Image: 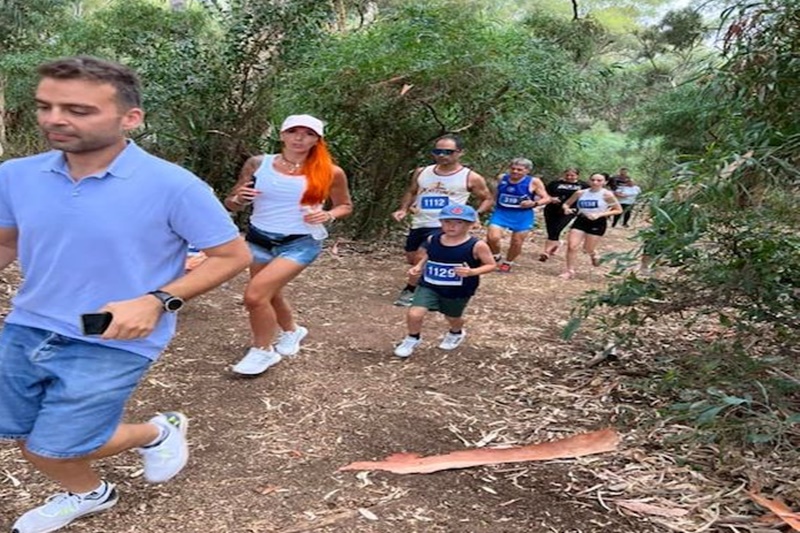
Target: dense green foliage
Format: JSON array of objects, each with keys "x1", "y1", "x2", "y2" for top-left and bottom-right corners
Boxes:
[
  {"x1": 569, "y1": 0, "x2": 800, "y2": 445},
  {"x1": 0, "y1": 0, "x2": 795, "y2": 446},
  {"x1": 275, "y1": 2, "x2": 585, "y2": 235}
]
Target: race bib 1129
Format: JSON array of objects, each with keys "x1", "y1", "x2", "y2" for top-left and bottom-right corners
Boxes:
[{"x1": 423, "y1": 260, "x2": 463, "y2": 286}]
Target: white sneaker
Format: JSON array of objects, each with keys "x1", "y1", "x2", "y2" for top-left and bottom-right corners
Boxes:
[
  {"x1": 232, "y1": 347, "x2": 281, "y2": 375},
  {"x1": 439, "y1": 331, "x2": 466, "y2": 350},
  {"x1": 12, "y1": 483, "x2": 118, "y2": 533},
  {"x1": 138, "y1": 412, "x2": 189, "y2": 484},
  {"x1": 275, "y1": 326, "x2": 308, "y2": 357},
  {"x1": 393, "y1": 336, "x2": 421, "y2": 358}
]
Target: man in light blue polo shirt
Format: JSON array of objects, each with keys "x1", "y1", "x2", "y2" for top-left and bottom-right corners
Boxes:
[{"x1": 0, "y1": 56, "x2": 251, "y2": 533}]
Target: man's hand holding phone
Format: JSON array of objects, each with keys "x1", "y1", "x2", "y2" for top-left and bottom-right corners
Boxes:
[
  {"x1": 84, "y1": 295, "x2": 165, "y2": 340},
  {"x1": 81, "y1": 312, "x2": 113, "y2": 336}
]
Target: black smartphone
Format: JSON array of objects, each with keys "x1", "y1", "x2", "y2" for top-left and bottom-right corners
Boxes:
[{"x1": 81, "y1": 312, "x2": 113, "y2": 336}]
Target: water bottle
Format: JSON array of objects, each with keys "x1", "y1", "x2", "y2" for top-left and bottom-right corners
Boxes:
[{"x1": 301, "y1": 206, "x2": 329, "y2": 240}]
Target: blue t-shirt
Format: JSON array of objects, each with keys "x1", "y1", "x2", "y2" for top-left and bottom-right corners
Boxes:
[{"x1": 0, "y1": 141, "x2": 240, "y2": 360}]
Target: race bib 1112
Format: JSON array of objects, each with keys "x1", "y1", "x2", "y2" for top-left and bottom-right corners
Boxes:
[{"x1": 420, "y1": 196, "x2": 449, "y2": 210}]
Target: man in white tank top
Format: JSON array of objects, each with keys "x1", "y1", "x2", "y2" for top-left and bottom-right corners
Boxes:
[{"x1": 391, "y1": 134, "x2": 493, "y2": 306}]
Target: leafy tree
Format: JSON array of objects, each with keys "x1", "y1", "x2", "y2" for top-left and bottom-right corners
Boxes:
[
  {"x1": 275, "y1": 0, "x2": 586, "y2": 236},
  {"x1": 1, "y1": 0, "x2": 337, "y2": 193},
  {"x1": 0, "y1": 0, "x2": 71, "y2": 156},
  {"x1": 567, "y1": 0, "x2": 800, "y2": 442}
]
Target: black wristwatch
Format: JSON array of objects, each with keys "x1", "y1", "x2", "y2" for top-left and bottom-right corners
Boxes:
[{"x1": 148, "y1": 290, "x2": 185, "y2": 312}]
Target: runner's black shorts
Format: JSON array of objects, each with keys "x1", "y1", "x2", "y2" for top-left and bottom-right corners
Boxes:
[
  {"x1": 571, "y1": 215, "x2": 608, "y2": 237},
  {"x1": 404, "y1": 227, "x2": 439, "y2": 252}
]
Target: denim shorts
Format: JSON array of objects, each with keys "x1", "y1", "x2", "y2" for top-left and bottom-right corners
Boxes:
[
  {"x1": 0, "y1": 323, "x2": 152, "y2": 458},
  {"x1": 247, "y1": 229, "x2": 323, "y2": 266}
]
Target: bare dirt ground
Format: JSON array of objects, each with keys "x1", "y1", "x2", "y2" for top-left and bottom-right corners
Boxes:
[{"x1": 0, "y1": 224, "x2": 786, "y2": 532}]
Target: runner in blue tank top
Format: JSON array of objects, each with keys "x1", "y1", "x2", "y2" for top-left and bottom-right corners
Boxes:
[
  {"x1": 393, "y1": 204, "x2": 496, "y2": 358},
  {"x1": 486, "y1": 158, "x2": 550, "y2": 273}
]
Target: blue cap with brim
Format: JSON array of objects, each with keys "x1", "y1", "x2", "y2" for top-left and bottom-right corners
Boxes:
[{"x1": 438, "y1": 203, "x2": 477, "y2": 222}]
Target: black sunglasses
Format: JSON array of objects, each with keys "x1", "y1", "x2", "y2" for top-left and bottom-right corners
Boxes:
[{"x1": 431, "y1": 148, "x2": 457, "y2": 156}]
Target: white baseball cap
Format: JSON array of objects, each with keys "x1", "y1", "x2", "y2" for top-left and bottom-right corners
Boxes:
[{"x1": 280, "y1": 114, "x2": 324, "y2": 137}]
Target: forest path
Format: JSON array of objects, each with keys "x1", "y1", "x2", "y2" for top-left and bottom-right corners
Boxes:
[{"x1": 1, "y1": 224, "x2": 669, "y2": 532}]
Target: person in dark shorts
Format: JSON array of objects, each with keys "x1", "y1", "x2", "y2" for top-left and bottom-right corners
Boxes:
[
  {"x1": 559, "y1": 173, "x2": 622, "y2": 279},
  {"x1": 390, "y1": 135, "x2": 492, "y2": 306},
  {"x1": 393, "y1": 204, "x2": 496, "y2": 358},
  {"x1": 539, "y1": 167, "x2": 588, "y2": 262},
  {"x1": 612, "y1": 174, "x2": 642, "y2": 228}
]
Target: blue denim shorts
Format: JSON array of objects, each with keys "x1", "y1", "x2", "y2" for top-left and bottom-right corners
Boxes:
[
  {"x1": 0, "y1": 323, "x2": 152, "y2": 458},
  {"x1": 246, "y1": 228, "x2": 323, "y2": 266}
]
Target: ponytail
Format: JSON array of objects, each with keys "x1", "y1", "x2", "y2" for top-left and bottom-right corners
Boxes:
[{"x1": 300, "y1": 138, "x2": 335, "y2": 205}]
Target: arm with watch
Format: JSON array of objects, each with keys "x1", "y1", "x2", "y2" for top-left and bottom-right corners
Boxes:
[{"x1": 97, "y1": 237, "x2": 251, "y2": 340}]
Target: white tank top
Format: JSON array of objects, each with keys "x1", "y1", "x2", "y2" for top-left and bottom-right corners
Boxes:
[
  {"x1": 249, "y1": 155, "x2": 319, "y2": 235},
  {"x1": 411, "y1": 165, "x2": 471, "y2": 229},
  {"x1": 576, "y1": 188, "x2": 610, "y2": 216}
]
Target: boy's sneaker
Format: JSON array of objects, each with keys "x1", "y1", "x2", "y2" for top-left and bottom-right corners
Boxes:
[
  {"x1": 232, "y1": 347, "x2": 281, "y2": 375},
  {"x1": 139, "y1": 412, "x2": 189, "y2": 484},
  {"x1": 439, "y1": 331, "x2": 466, "y2": 350},
  {"x1": 393, "y1": 289, "x2": 414, "y2": 307},
  {"x1": 12, "y1": 483, "x2": 118, "y2": 533},
  {"x1": 393, "y1": 336, "x2": 421, "y2": 358},
  {"x1": 275, "y1": 326, "x2": 308, "y2": 357},
  {"x1": 498, "y1": 262, "x2": 512, "y2": 273}
]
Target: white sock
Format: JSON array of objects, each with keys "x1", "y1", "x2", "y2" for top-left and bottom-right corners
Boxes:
[
  {"x1": 76, "y1": 480, "x2": 107, "y2": 499},
  {"x1": 144, "y1": 424, "x2": 169, "y2": 448}
]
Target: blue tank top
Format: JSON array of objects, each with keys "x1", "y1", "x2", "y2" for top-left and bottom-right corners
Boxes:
[
  {"x1": 495, "y1": 174, "x2": 532, "y2": 209},
  {"x1": 420, "y1": 233, "x2": 482, "y2": 298}
]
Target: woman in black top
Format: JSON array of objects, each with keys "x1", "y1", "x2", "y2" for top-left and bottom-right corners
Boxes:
[{"x1": 539, "y1": 168, "x2": 588, "y2": 261}]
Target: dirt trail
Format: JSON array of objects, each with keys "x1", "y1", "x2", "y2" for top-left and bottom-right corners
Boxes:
[{"x1": 1, "y1": 226, "x2": 663, "y2": 532}]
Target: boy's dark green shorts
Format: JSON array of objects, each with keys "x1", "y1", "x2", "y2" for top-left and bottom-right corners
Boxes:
[{"x1": 411, "y1": 285, "x2": 472, "y2": 318}]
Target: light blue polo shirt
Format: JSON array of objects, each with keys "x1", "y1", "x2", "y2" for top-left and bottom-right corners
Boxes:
[{"x1": 0, "y1": 141, "x2": 240, "y2": 360}]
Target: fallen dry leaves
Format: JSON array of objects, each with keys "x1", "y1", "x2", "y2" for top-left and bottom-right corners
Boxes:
[{"x1": 748, "y1": 491, "x2": 800, "y2": 531}]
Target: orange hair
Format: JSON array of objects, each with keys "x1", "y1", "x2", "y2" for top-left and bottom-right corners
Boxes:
[{"x1": 300, "y1": 138, "x2": 335, "y2": 205}]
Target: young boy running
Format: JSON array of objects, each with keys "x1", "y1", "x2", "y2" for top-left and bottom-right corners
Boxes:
[{"x1": 394, "y1": 204, "x2": 496, "y2": 358}]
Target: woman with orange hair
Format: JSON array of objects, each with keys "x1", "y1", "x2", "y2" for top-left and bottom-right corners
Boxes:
[{"x1": 224, "y1": 115, "x2": 352, "y2": 376}]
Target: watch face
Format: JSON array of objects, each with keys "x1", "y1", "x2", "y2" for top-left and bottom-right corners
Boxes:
[{"x1": 165, "y1": 297, "x2": 184, "y2": 312}]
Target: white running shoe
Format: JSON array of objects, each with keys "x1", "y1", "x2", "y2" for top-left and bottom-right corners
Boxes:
[
  {"x1": 393, "y1": 336, "x2": 421, "y2": 358},
  {"x1": 439, "y1": 331, "x2": 466, "y2": 350},
  {"x1": 393, "y1": 289, "x2": 415, "y2": 307},
  {"x1": 275, "y1": 326, "x2": 308, "y2": 357},
  {"x1": 138, "y1": 412, "x2": 189, "y2": 484},
  {"x1": 12, "y1": 483, "x2": 118, "y2": 533},
  {"x1": 232, "y1": 347, "x2": 281, "y2": 375}
]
